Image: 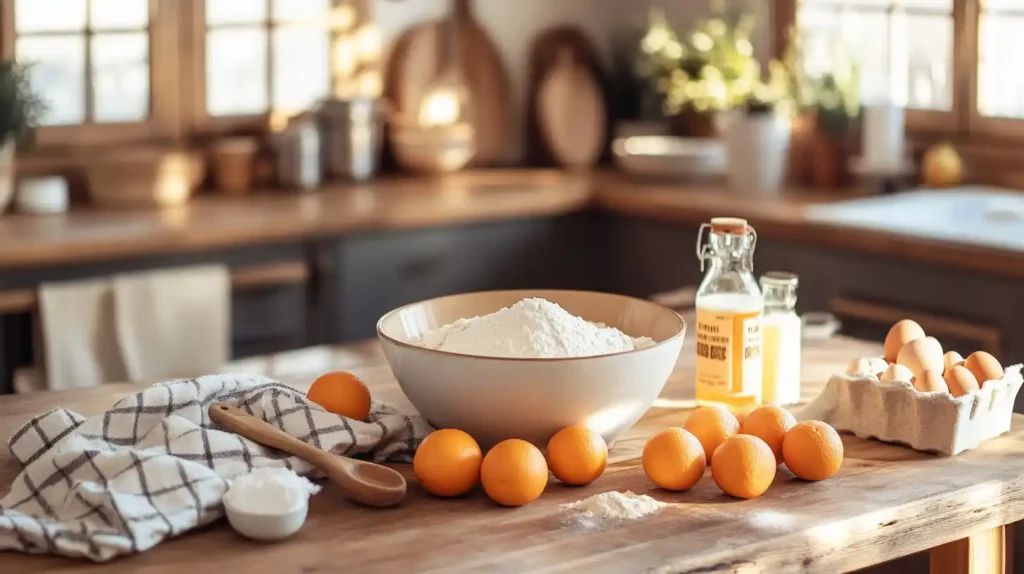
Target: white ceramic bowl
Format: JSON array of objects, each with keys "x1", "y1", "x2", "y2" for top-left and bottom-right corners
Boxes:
[
  {"x1": 377, "y1": 290, "x2": 686, "y2": 448},
  {"x1": 223, "y1": 496, "x2": 308, "y2": 542}
]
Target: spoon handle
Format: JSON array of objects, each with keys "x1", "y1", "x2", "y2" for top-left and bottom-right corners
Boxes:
[{"x1": 209, "y1": 403, "x2": 332, "y2": 466}]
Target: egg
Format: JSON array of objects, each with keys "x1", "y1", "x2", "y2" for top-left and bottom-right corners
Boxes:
[
  {"x1": 942, "y1": 351, "x2": 964, "y2": 373},
  {"x1": 879, "y1": 363, "x2": 915, "y2": 384},
  {"x1": 963, "y1": 351, "x2": 1004, "y2": 385},
  {"x1": 884, "y1": 320, "x2": 926, "y2": 363},
  {"x1": 896, "y1": 336, "x2": 943, "y2": 378},
  {"x1": 845, "y1": 357, "x2": 876, "y2": 376},
  {"x1": 866, "y1": 357, "x2": 888, "y2": 376},
  {"x1": 913, "y1": 370, "x2": 948, "y2": 394},
  {"x1": 943, "y1": 365, "x2": 979, "y2": 398}
]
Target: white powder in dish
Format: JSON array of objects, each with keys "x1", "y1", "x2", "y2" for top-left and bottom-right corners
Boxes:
[
  {"x1": 224, "y1": 467, "x2": 321, "y2": 515},
  {"x1": 560, "y1": 491, "x2": 667, "y2": 527},
  {"x1": 413, "y1": 297, "x2": 656, "y2": 359}
]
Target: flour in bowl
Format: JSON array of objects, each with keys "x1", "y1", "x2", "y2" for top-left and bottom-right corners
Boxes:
[{"x1": 413, "y1": 297, "x2": 655, "y2": 358}]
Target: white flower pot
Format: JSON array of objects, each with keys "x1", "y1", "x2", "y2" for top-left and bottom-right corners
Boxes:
[{"x1": 724, "y1": 112, "x2": 791, "y2": 195}]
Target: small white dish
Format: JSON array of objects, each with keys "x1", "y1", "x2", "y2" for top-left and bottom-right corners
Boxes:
[
  {"x1": 223, "y1": 495, "x2": 308, "y2": 542},
  {"x1": 16, "y1": 176, "x2": 69, "y2": 214}
]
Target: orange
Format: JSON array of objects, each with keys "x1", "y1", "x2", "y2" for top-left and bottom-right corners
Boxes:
[
  {"x1": 480, "y1": 439, "x2": 548, "y2": 507},
  {"x1": 710, "y1": 435, "x2": 777, "y2": 499},
  {"x1": 739, "y1": 406, "x2": 797, "y2": 464},
  {"x1": 546, "y1": 425, "x2": 607, "y2": 486},
  {"x1": 783, "y1": 420, "x2": 844, "y2": 481},
  {"x1": 683, "y1": 405, "x2": 740, "y2": 463},
  {"x1": 413, "y1": 429, "x2": 483, "y2": 497},
  {"x1": 642, "y1": 427, "x2": 706, "y2": 491},
  {"x1": 306, "y1": 371, "x2": 371, "y2": 421}
]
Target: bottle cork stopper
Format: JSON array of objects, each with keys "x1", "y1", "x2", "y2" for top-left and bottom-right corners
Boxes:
[{"x1": 710, "y1": 217, "x2": 749, "y2": 234}]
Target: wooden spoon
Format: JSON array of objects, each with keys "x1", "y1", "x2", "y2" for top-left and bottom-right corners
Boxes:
[{"x1": 208, "y1": 403, "x2": 407, "y2": 508}]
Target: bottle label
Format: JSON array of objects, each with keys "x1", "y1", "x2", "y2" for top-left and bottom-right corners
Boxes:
[{"x1": 695, "y1": 307, "x2": 763, "y2": 399}]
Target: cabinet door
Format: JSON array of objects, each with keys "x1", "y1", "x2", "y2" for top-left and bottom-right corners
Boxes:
[{"x1": 333, "y1": 217, "x2": 595, "y2": 341}]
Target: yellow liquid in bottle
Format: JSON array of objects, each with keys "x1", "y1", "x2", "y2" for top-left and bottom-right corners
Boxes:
[{"x1": 695, "y1": 293, "x2": 764, "y2": 413}]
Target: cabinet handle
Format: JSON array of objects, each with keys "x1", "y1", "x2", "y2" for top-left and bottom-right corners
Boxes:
[
  {"x1": 0, "y1": 261, "x2": 310, "y2": 315},
  {"x1": 829, "y1": 297, "x2": 1003, "y2": 359}
]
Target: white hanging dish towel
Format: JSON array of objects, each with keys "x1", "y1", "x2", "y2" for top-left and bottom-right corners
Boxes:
[
  {"x1": 0, "y1": 373, "x2": 433, "y2": 562},
  {"x1": 113, "y1": 265, "x2": 230, "y2": 382},
  {"x1": 37, "y1": 278, "x2": 128, "y2": 391}
]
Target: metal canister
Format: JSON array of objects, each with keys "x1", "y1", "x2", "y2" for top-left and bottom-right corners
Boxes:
[
  {"x1": 276, "y1": 114, "x2": 321, "y2": 191},
  {"x1": 317, "y1": 98, "x2": 381, "y2": 181}
]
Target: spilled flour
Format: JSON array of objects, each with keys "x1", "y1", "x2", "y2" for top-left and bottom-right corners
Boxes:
[
  {"x1": 414, "y1": 298, "x2": 655, "y2": 359},
  {"x1": 560, "y1": 491, "x2": 667, "y2": 528}
]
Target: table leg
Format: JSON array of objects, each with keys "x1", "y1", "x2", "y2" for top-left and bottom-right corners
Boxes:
[{"x1": 930, "y1": 526, "x2": 1007, "y2": 574}]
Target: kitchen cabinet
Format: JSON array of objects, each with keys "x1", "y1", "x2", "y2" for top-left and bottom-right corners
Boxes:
[
  {"x1": 0, "y1": 243, "x2": 314, "y2": 394},
  {"x1": 330, "y1": 213, "x2": 605, "y2": 341}
]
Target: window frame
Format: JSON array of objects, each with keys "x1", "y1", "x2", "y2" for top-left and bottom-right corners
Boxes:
[
  {"x1": 775, "y1": 0, "x2": 1024, "y2": 143},
  {"x1": 0, "y1": 0, "x2": 367, "y2": 153},
  {"x1": 0, "y1": 0, "x2": 183, "y2": 148}
]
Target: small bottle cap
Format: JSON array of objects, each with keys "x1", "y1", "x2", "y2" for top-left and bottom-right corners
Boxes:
[
  {"x1": 760, "y1": 271, "x2": 799, "y2": 287},
  {"x1": 710, "y1": 217, "x2": 749, "y2": 234}
]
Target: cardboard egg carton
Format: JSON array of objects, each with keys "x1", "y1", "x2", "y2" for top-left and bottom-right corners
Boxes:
[{"x1": 798, "y1": 364, "x2": 1024, "y2": 455}]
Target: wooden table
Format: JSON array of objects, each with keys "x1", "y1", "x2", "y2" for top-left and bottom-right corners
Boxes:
[{"x1": 1, "y1": 335, "x2": 1022, "y2": 573}]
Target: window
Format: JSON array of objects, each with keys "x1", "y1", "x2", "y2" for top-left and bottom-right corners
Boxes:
[
  {"x1": 779, "y1": 0, "x2": 1024, "y2": 141},
  {"x1": 0, "y1": 0, "x2": 372, "y2": 152},
  {"x1": 204, "y1": 0, "x2": 331, "y2": 118}
]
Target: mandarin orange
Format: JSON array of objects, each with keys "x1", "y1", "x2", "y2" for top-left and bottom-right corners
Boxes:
[
  {"x1": 306, "y1": 371, "x2": 371, "y2": 420},
  {"x1": 413, "y1": 429, "x2": 482, "y2": 497},
  {"x1": 480, "y1": 439, "x2": 548, "y2": 507}
]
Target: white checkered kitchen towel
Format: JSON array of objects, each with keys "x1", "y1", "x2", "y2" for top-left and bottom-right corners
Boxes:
[{"x1": 0, "y1": 373, "x2": 432, "y2": 562}]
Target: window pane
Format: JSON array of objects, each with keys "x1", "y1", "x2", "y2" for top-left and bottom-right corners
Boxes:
[
  {"x1": 798, "y1": 6, "x2": 952, "y2": 110},
  {"x1": 90, "y1": 0, "x2": 149, "y2": 30},
  {"x1": 15, "y1": 0, "x2": 86, "y2": 32},
  {"x1": 902, "y1": 13, "x2": 952, "y2": 110},
  {"x1": 272, "y1": 0, "x2": 331, "y2": 22},
  {"x1": 978, "y1": 13, "x2": 1024, "y2": 118},
  {"x1": 206, "y1": 0, "x2": 267, "y2": 25},
  {"x1": 272, "y1": 28, "x2": 329, "y2": 111},
  {"x1": 92, "y1": 33, "x2": 149, "y2": 122},
  {"x1": 207, "y1": 28, "x2": 268, "y2": 115},
  {"x1": 17, "y1": 36, "x2": 86, "y2": 125}
]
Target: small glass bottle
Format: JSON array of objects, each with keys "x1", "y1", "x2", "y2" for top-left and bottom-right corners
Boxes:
[
  {"x1": 694, "y1": 217, "x2": 763, "y2": 411},
  {"x1": 760, "y1": 272, "x2": 802, "y2": 406}
]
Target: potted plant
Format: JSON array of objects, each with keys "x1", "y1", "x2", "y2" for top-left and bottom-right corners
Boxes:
[
  {"x1": 722, "y1": 59, "x2": 794, "y2": 195},
  {"x1": 635, "y1": 2, "x2": 759, "y2": 137},
  {"x1": 782, "y1": 30, "x2": 861, "y2": 187},
  {"x1": 0, "y1": 60, "x2": 46, "y2": 213}
]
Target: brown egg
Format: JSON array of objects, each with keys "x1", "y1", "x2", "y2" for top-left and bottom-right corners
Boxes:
[
  {"x1": 942, "y1": 351, "x2": 965, "y2": 373},
  {"x1": 963, "y1": 351, "x2": 1004, "y2": 385},
  {"x1": 896, "y1": 336, "x2": 944, "y2": 378},
  {"x1": 884, "y1": 320, "x2": 926, "y2": 363},
  {"x1": 943, "y1": 365, "x2": 979, "y2": 398},
  {"x1": 913, "y1": 370, "x2": 948, "y2": 393},
  {"x1": 879, "y1": 363, "x2": 915, "y2": 384}
]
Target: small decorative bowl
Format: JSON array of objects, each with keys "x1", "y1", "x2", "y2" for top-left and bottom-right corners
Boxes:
[
  {"x1": 390, "y1": 122, "x2": 476, "y2": 174},
  {"x1": 223, "y1": 496, "x2": 308, "y2": 542}
]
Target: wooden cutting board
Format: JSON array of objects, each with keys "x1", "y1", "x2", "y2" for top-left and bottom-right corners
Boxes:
[
  {"x1": 536, "y1": 49, "x2": 606, "y2": 170},
  {"x1": 384, "y1": 0, "x2": 512, "y2": 165},
  {"x1": 526, "y1": 26, "x2": 609, "y2": 169}
]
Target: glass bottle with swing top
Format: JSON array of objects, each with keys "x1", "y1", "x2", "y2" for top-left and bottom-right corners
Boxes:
[{"x1": 694, "y1": 217, "x2": 764, "y2": 411}]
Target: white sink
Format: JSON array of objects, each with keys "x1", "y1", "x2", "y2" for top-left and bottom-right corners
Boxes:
[{"x1": 805, "y1": 186, "x2": 1024, "y2": 252}]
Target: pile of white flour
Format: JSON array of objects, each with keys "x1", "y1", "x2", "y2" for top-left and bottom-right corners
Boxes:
[
  {"x1": 560, "y1": 491, "x2": 667, "y2": 528},
  {"x1": 413, "y1": 298, "x2": 655, "y2": 358}
]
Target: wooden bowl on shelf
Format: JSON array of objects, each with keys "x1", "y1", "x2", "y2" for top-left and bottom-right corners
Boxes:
[
  {"x1": 389, "y1": 122, "x2": 476, "y2": 174},
  {"x1": 85, "y1": 147, "x2": 205, "y2": 208}
]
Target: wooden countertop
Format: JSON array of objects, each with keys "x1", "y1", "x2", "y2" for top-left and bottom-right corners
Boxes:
[
  {"x1": 2, "y1": 333, "x2": 1022, "y2": 572},
  {"x1": 0, "y1": 169, "x2": 1022, "y2": 280}
]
